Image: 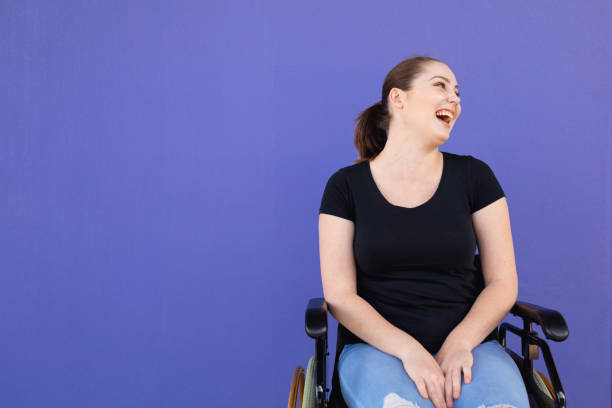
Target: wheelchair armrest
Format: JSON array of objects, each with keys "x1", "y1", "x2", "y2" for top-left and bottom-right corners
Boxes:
[
  {"x1": 510, "y1": 300, "x2": 569, "y2": 341},
  {"x1": 305, "y1": 297, "x2": 328, "y2": 339}
]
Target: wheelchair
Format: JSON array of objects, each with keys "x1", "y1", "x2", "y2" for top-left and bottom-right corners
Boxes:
[{"x1": 288, "y1": 254, "x2": 569, "y2": 408}]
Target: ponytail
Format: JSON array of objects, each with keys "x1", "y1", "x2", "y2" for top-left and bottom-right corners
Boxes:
[{"x1": 353, "y1": 100, "x2": 389, "y2": 164}]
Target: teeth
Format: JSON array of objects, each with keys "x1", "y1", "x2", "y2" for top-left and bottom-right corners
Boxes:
[
  {"x1": 435, "y1": 110, "x2": 454, "y2": 119},
  {"x1": 435, "y1": 110, "x2": 453, "y2": 124}
]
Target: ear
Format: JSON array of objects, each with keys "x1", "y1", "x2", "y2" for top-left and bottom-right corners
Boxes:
[{"x1": 388, "y1": 88, "x2": 404, "y2": 110}]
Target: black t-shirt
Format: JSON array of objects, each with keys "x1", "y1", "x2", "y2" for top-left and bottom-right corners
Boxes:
[{"x1": 319, "y1": 151, "x2": 505, "y2": 406}]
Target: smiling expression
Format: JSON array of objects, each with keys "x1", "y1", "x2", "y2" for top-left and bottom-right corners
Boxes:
[{"x1": 387, "y1": 61, "x2": 462, "y2": 136}]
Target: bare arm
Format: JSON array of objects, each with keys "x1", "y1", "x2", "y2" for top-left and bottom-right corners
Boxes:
[
  {"x1": 444, "y1": 197, "x2": 518, "y2": 351},
  {"x1": 318, "y1": 213, "x2": 426, "y2": 360}
]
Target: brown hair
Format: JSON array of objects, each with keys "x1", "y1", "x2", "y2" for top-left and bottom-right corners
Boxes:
[{"x1": 353, "y1": 55, "x2": 445, "y2": 164}]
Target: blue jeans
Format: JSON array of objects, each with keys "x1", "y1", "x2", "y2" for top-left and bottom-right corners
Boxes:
[{"x1": 338, "y1": 339, "x2": 530, "y2": 408}]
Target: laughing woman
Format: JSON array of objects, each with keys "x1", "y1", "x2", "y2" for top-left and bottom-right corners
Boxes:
[{"x1": 318, "y1": 56, "x2": 529, "y2": 408}]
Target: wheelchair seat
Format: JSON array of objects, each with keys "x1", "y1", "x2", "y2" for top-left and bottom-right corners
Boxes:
[{"x1": 288, "y1": 254, "x2": 569, "y2": 408}]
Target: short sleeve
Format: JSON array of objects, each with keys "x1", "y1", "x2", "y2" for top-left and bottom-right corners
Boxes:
[
  {"x1": 319, "y1": 169, "x2": 355, "y2": 221},
  {"x1": 468, "y1": 155, "x2": 506, "y2": 214}
]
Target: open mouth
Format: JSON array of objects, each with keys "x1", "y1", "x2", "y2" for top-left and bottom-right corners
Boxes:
[
  {"x1": 435, "y1": 114, "x2": 451, "y2": 127},
  {"x1": 435, "y1": 111, "x2": 453, "y2": 127}
]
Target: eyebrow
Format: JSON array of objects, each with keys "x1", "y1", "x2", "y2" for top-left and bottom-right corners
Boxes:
[{"x1": 430, "y1": 75, "x2": 459, "y2": 91}]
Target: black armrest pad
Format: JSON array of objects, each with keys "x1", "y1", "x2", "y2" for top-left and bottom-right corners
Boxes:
[
  {"x1": 305, "y1": 297, "x2": 328, "y2": 339},
  {"x1": 510, "y1": 300, "x2": 569, "y2": 341}
]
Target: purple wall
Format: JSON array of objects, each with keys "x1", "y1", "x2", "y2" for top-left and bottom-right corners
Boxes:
[{"x1": 1, "y1": 1, "x2": 610, "y2": 406}]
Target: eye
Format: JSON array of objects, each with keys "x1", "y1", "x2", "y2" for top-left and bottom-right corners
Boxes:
[{"x1": 435, "y1": 82, "x2": 460, "y2": 97}]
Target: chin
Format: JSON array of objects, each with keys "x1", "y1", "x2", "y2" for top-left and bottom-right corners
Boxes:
[
  {"x1": 437, "y1": 130, "x2": 451, "y2": 142},
  {"x1": 435, "y1": 127, "x2": 451, "y2": 137}
]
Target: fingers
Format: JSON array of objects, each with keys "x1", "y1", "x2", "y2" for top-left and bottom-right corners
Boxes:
[
  {"x1": 414, "y1": 377, "x2": 428, "y2": 400},
  {"x1": 416, "y1": 376, "x2": 447, "y2": 408},
  {"x1": 444, "y1": 368, "x2": 461, "y2": 408},
  {"x1": 444, "y1": 371, "x2": 453, "y2": 407},
  {"x1": 453, "y1": 367, "x2": 462, "y2": 399},
  {"x1": 426, "y1": 377, "x2": 447, "y2": 408},
  {"x1": 463, "y1": 364, "x2": 472, "y2": 384}
]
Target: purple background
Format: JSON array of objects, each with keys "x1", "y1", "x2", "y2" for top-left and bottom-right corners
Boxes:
[{"x1": 1, "y1": 1, "x2": 610, "y2": 406}]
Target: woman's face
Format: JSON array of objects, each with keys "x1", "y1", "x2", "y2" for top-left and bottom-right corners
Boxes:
[{"x1": 389, "y1": 61, "x2": 462, "y2": 138}]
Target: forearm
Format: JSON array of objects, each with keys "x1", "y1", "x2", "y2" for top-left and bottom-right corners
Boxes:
[
  {"x1": 326, "y1": 294, "x2": 425, "y2": 360},
  {"x1": 445, "y1": 280, "x2": 517, "y2": 351}
]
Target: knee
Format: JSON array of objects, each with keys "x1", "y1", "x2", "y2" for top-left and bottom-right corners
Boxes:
[{"x1": 383, "y1": 393, "x2": 421, "y2": 408}]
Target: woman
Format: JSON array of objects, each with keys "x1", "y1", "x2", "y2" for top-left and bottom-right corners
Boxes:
[{"x1": 318, "y1": 56, "x2": 530, "y2": 408}]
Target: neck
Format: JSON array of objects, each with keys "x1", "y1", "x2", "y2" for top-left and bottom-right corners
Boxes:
[{"x1": 372, "y1": 130, "x2": 442, "y2": 179}]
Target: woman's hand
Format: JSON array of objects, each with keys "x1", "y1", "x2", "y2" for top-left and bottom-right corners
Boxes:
[
  {"x1": 400, "y1": 347, "x2": 448, "y2": 408},
  {"x1": 434, "y1": 341, "x2": 473, "y2": 408}
]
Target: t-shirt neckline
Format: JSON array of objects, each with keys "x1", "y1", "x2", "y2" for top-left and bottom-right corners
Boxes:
[{"x1": 365, "y1": 151, "x2": 447, "y2": 210}]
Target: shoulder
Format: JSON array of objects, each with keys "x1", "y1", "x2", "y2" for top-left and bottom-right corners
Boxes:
[
  {"x1": 325, "y1": 161, "x2": 367, "y2": 184},
  {"x1": 445, "y1": 152, "x2": 497, "y2": 175},
  {"x1": 442, "y1": 150, "x2": 466, "y2": 163},
  {"x1": 338, "y1": 161, "x2": 366, "y2": 174},
  {"x1": 441, "y1": 150, "x2": 471, "y2": 173},
  {"x1": 320, "y1": 162, "x2": 364, "y2": 221},
  {"x1": 443, "y1": 152, "x2": 501, "y2": 186},
  {"x1": 464, "y1": 154, "x2": 501, "y2": 179},
  {"x1": 465, "y1": 153, "x2": 489, "y2": 167},
  {"x1": 442, "y1": 151, "x2": 479, "y2": 165}
]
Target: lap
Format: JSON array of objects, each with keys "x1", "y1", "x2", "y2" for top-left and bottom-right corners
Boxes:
[{"x1": 337, "y1": 340, "x2": 530, "y2": 408}]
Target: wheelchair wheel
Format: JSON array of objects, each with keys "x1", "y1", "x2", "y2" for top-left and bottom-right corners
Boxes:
[
  {"x1": 302, "y1": 355, "x2": 317, "y2": 408},
  {"x1": 288, "y1": 356, "x2": 317, "y2": 408},
  {"x1": 288, "y1": 365, "x2": 304, "y2": 408}
]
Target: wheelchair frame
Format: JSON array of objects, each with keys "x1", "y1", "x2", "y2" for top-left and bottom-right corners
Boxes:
[{"x1": 303, "y1": 256, "x2": 569, "y2": 408}]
